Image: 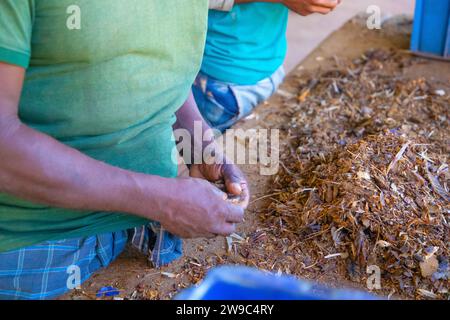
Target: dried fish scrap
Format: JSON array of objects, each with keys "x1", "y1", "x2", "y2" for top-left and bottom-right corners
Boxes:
[
  {"x1": 262, "y1": 49, "x2": 449, "y2": 299},
  {"x1": 280, "y1": 49, "x2": 449, "y2": 161},
  {"x1": 175, "y1": 49, "x2": 449, "y2": 300},
  {"x1": 270, "y1": 132, "x2": 449, "y2": 299}
]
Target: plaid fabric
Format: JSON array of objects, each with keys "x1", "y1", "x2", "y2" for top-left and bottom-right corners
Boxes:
[
  {"x1": 0, "y1": 223, "x2": 182, "y2": 300},
  {"x1": 129, "y1": 222, "x2": 182, "y2": 268}
]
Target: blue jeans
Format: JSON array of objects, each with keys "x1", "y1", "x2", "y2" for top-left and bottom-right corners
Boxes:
[{"x1": 192, "y1": 66, "x2": 285, "y2": 132}]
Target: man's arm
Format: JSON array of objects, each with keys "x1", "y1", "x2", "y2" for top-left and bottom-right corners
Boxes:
[
  {"x1": 233, "y1": 0, "x2": 341, "y2": 15},
  {"x1": 0, "y1": 62, "x2": 165, "y2": 218},
  {"x1": 174, "y1": 92, "x2": 250, "y2": 201},
  {"x1": 0, "y1": 62, "x2": 243, "y2": 238}
]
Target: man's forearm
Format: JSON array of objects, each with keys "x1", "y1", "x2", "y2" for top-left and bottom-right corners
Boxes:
[
  {"x1": 174, "y1": 91, "x2": 218, "y2": 161},
  {"x1": 234, "y1": 0, "x2": 281, "y2": 4},
  {"x1": 210, "y1": 0, "x2": 284, "y2": 11},
  {"x1": 232, "y1": 0, "x2": 341, "y2": 15},
  {"x1": 0, "y1": 116, "x2": 170, "y2": 221}
]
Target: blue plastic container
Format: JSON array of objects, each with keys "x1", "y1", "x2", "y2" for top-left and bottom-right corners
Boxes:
[
  {"x1": 411, "y1": 0, "x2": 450, "y2": 58},
  {"x1": 176, "y1": 266, "x2": 378, "y2": 300}
]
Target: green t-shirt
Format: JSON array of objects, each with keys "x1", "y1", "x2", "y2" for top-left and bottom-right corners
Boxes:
[
  {"x1": 0, "y1": 0, "x2": 207, "y2": 252},
  {"x1": 201, "y1": 3, "x2": 289, "y2": 85}
]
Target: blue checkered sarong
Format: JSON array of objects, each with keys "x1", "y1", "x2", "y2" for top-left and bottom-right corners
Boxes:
[{"x1": 0, "y1": 223, "x2": 182, "y2": 300}]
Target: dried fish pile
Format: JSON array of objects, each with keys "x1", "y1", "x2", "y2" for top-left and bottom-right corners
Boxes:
[
  {"x1": 270, "y1": 132, "x2": 448, "y2": 298},
  {"x1": 131, "y1": 50, "x2": 448, "y2": 300},
  {"x1": 266, "y1": 50, "x2": 449, "y2": 299},
  {"x1": 281, "y1": 49, "x2": 449, "y2": 159}
]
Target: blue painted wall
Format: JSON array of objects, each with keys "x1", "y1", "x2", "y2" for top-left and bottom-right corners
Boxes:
[{"x1": 411, "y1": 0, "x2": 450, "y2": 57}]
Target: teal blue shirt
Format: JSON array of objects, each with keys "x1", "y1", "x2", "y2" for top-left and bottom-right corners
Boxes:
[{"x1": 201, "y1": 3, "x2": 289, "y2": 85}]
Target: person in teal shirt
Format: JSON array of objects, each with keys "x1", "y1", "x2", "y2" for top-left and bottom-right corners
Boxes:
[{"x1": 193, "y1": 0, "x2": 342, "y2": 132}]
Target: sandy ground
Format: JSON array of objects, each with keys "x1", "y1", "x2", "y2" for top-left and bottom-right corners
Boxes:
[
  {"x1": 285, "y1": 0, "x2": 415, "y2": 71},
  {"x1": 62, "y1": 14, "x2": 449, "y2": 300}
]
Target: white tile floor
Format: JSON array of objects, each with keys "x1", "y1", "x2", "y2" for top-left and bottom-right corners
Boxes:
[{"x1": 285, "y1": 0, "x2": 415, "y2": 71}]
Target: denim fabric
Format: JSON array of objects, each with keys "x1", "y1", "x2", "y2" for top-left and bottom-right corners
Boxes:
[
  {"x1": 0, "y1": 224, "x2": 182, "y2": 300},
  {"x1": 193, "y1": 65, "x2": 285, "y2": 132}
]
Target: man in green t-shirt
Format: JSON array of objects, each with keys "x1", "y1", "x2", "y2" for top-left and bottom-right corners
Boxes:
[
  {"x1": 0, "y1": 0, "x2": 248, "y2": 299},
  {"x1": 194, "y1": 0, "x2": 341, "y2": 132}
]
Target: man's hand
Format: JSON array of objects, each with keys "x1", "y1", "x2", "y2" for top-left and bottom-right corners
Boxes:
[
  {"x1": 152, "y1": 156, "x2": 249, "y2": 239},
  {"x1": 282, "y1": 0, "x2": 341, "y2": 16},
  {"x1": 190, "y1": 159, "x2": 250, "y2": 208},
  {"x1": 135, "y1": 152, "x2": 249, "y2": 239},
  {"x1": 154, "y1": 176, "x2": 246, "y2": 238},
  {"x1": 167, "y1": 92, "x2": 250, "y2": 238}
]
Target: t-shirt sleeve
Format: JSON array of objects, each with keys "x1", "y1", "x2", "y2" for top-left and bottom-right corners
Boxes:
[
  {"x1": 209, "y1": 0, "x2": 234, "y2": 11},
  {"x1": 0, "y1": 0, "x2": 34, "y2": 68}
]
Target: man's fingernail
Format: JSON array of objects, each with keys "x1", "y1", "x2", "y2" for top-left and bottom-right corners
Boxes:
[{"x1": 231, "y1": 183, "x2": 242, "y2": 193}]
